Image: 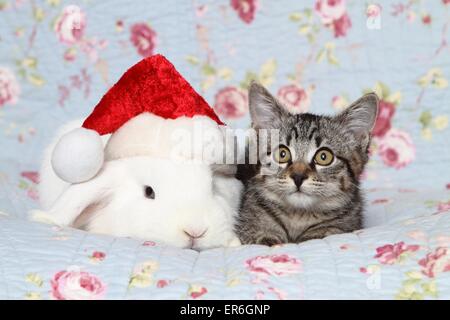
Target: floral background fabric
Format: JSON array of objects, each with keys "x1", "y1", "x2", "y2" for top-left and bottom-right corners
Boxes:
[
  {"x1": 0, "y1": 0, "x2": 450, "y2": 300},
  {"x1": 1, "y1": 207, "x2": 450, "y2": 300},
  {"x1": 0, "y1": 1, "x2": 449, "y2": 218},
  {"x1": 0, "y1": 1, "x2": 449, "y2": 202}
]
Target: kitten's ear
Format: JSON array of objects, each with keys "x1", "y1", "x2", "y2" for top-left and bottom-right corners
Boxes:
[
  {"x1": 249, "y1": 81, "x2": 288, "y2": 129},
  {"x1": 336, "y1": 93, "x2": 379, "y2": 144}
]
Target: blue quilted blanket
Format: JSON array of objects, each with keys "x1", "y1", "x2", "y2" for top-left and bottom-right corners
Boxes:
[{"x1": 1, "y1": 208, "x2": 450, "y2": 300}]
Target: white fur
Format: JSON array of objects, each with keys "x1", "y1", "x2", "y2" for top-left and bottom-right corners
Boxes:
[
  {"x1": 32, "y1": 157, "x2": 241, "y2": 249},
  {"x1": 49, "y1": 112, "x2": 225, "y2": 184},
  {"x1": 51, "y1": 126, "x2": 106, "y2": 184},
  {"x1": 38, "y1": 120, "x2": 110, "y2": 209},
  {"x1": 105, "y1": 113, "x2": 225, "y2": 164},
  {"x1": 33, "y1": 118, "x2": 242, "y2": 250}
]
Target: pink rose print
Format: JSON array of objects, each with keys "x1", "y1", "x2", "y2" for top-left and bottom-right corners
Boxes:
[
  {"x1": 374, "y1": 241, "x2": 420, "y2": 265},
  {"x1": 196, "y1": 5, "x2": 208, "y2": 18},
  {"x1": 419, "y1": 247, "x2": 450, "y2": 278},
  {"x1": 21, "y1": 171, "x2": 39, "y2": 184},
  {"x1": 156, "y1": 279, "x2": 169, "y2": 288},
  {"x1": 51, "y1": 268, "x2": 106, "y2": 300},
  {"x1": 332, "y1": 13, "x2": 352, "y2": 38},
  {"x1": 230, "y1": 0, "x2": 259, "y2": 24},
  {"x1": 63, "y1": 48, "x2": 77, "y2": 62},
  {"x1": 377, "y1": 129, "x2": 415, "y2": 169},
  {"x1": 331, "y1": 95, "x2": 351, "y2": 110},
  {"x1": 54, "y1": 5, "x2": 86, "y2": 45},
  {"x1": 436, "y1": 236, "x2": 450, "y2": 247},
  {"x1": 315, "y1": 0, "x2": 346, "y2": 24},
  {"x1": 247, "y1": 255, "x2": 301, "y2": 298},
  {"x1": 407, "y1": 230, "x2": 427, "y2": 242},
  {"x1": 422, "y1": 14, "x2": 431, "y2": 25},
  {"x1": 373, "y1": 100, "x2": 396, "y2": 138},
  {"x1": 444, "y1": 0, "x2": 450, "y2": 5},
  {"x1": 255, "y1": 290, "x2": 265, "y2": 299},
  {"x1": 371, "y1": 198, "x2": 390, "y2": 205},
  {"x1": 90, "y1": 251, "x2": 106, "y2": 262},
  {"x1": 0, "y1": 67, "x2": 20, "y2": 107},
  {"x1": 277, "y1": 84, "x2": 310, "y2": 114},
  {"x1": 214, "y1": 86, "x2": 248, "y2": 119},
  {"x1": 79, "y1": 38, "x2": 108, "y2": 63},
  {"x1": 142, "y1": 240, "x2": 156, "y2": 246},
  {"x1": 116, "y1": 20, "x2": 124, "y2": 32},
  {"x1": 267, "y1": 286, "x2": 287, "y2": 300},
  {"x1": 246, "y1": 254, "x2": 302, "y2": 277},
  {"x1": 314, "y1": 0, "x2": 352, "y2": 37},
  {"x1": 188, "y1": 285, "x2": 208, "y2": 299},
  {"x1": 437, "y1": 201, "x2": 450, "y2": 213},
  {"x1": 27, "y1": 189, "x2": 39, "y2": 201},
  {"x1": 366, "y1": 4, "x2": 382, "y2": 18},
  {"x1": 130, "y1": 23, "x2": 158, "y2": 57}
]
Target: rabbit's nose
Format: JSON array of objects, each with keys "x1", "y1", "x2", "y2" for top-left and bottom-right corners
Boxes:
[{"x1": 183, "y1": 229, "x2": 207, "y2": 239}]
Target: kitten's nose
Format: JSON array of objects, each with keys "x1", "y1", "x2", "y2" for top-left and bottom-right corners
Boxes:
[
  {"x1": 290, "y1": 173, "x2": 306, "y2": 188},
  {"x1": 183, "y1": 229, "x2": 207, "y2": 239}
]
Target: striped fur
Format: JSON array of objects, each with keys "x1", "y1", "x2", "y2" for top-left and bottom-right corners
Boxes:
[{"x1": 236, "y1": 82, "x2": 378, "y2": 245}]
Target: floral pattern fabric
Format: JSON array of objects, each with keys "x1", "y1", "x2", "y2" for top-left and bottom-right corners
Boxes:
[
  {"x1": 0, "y1": 0, "x2": 449, "y2": 214},
  {"x1": 0, "y1": 0, "x2": 449, "y2": 299},
  {"x1": 1, "y1": 211, "x2": 450, "y2": 300},
  {"x1": 0, "y1": 0, "x2": 448, "y2": 187}
]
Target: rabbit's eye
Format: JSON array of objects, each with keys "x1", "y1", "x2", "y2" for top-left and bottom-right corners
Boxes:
[{"x1": 144, "y1": 186, "x2": 155, "y2": 199}]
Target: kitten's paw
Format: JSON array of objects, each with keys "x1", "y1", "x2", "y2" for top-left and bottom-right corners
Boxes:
[
  {"x1": 29, "y1": 210, "x2": 61, "y2": 226},
  {"x1": 257, "y1": 236, "x2": 283, "y2": 247}
]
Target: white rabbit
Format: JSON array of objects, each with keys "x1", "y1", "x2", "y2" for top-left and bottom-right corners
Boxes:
[{"x1": 32, "y1": 122, "x2": 242, "y2": 250}]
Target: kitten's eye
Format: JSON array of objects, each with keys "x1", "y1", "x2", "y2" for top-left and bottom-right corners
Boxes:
[
  {"x1": 314, "y1": 148, "x2": 334, "y2": 166},
  {"x1": 144, "y1": 185, "x2": 155, "y2": 199},
  {"x1": 274, "y1": 145, "x2": 291, "y2": 164}
]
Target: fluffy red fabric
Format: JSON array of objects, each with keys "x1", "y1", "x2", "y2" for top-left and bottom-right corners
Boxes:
[{"x1": 83, "y1": 54, "x2": 224, "y2": 135}]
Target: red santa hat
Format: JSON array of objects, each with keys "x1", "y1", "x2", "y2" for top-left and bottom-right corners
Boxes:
[{"x1": 51, "y1": 54, "x2": 225, "y2": 183}]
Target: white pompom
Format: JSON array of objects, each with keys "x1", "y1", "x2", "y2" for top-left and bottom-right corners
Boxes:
[{"x1": 51, "y1": 128, "x2": 104, "y2": 183}]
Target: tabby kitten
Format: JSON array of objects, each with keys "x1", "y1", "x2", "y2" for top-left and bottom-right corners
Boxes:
[{"x1": 236, "y1": 82, "x2": 379, "y2": 245}]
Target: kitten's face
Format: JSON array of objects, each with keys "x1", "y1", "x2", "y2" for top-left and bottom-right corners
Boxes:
[
  {"x1": 260, "y1": 114, "x2": 365, "y2": 209},
  {"x1": 248, "y1": 82, "x2": 378, "y2": 210}
]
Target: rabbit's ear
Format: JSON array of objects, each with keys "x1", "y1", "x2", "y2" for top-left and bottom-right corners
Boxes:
[
  {"x1": 72, "y1": 197, "x2": 112, "y2": 229},
  {"x1": 35, "y1": 167, "x2": 114, "y2": 227}
]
